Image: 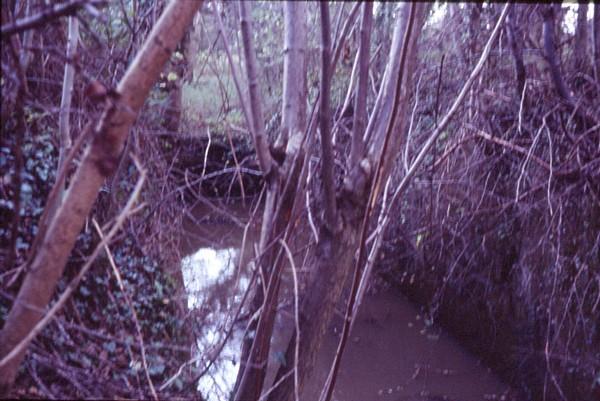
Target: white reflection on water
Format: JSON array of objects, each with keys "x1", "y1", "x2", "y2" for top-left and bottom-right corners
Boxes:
[
  {"x1": 181, "y1": 247, "x2": 237, "y2": 309},
  {"x1": 181, "y1": 247, "x2": 243, "y2": 401}
]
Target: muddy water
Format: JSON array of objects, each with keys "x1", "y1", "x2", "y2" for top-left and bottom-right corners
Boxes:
[
  {"x1": 272, "y1": 292, "x2": 511, "y2": 401},
  {"x1": 180, "y1": 206, "x2": 511, "y2": 401}
]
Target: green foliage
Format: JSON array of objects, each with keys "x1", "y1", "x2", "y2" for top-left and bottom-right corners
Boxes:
[{"x1": 0, "y1": 126, "x2": 56, "y2": 263}]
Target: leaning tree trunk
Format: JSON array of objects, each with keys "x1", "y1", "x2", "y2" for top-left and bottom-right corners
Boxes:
[
  {"x1": 0, "y1": 1, "x2": 203, "y2": 395},
  {"x1": 233, "y1": 2, "x2": 308, "y2": 399},
  {"x1": 266, "y1": 4, "x2": 429, "y2": 401}
]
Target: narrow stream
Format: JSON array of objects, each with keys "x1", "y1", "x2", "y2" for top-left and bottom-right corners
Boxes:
[{"x1": 180, "y1": 209, "x2": 512, "y2": 401}]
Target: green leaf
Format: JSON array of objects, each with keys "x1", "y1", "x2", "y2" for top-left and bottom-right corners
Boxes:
[
  {"x1": 80, "y1": 286, "x2": 91, "y2": 297},
  {"x1": 81, "y1": 355, "x2": 92, "y2": 368},
  {"x1": 103, "y1": 341, "x2": 117, "y2": 353},
  {"x1": 148, "y1": 363, "x2": 165, "y2": 376}
]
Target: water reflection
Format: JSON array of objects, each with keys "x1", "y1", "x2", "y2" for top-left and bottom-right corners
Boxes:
[
  {"x1": 181, "y1": 247, "x2": 237, "y2": 309},
  {"x1": 181, "y1": 247, "x2": 243, "y2": 401},
  {"x1": 181, "y1": 247, "x2": 511, "y2": 401}
]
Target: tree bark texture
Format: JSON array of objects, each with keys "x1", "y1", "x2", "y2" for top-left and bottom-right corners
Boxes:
[
  {"x1": 593, "y1": 4, "x2": 600, "y2": 81},
  {"x1": 239, "y1": 1, "x2": 274, "y2": 180},
  {"x1": 278, "y1": 1, "x2": 307, "y2": 156},
  {"x1": 506, "y1": 4, "x2": 526, "y2": 96},
  {"x1": 574, "y1": 2, "x2": 589, "y2": 73},
  {"x1": 233, "y1": 3, "x2": 308, "y2": 399},
  {"x1": 541, "y1": 4, "x2": 572, "y2": 101},
  {"x1": 318, "y1": 2, "x2": 338, "y2": 233},
  {"x1": 0, "y1": 0, "x2": 203, "y2": 394},
  {"x1": 349, "y1": 2, "x2": 372, "y2": 168},
  {"x1": 266, "y1": 5, "x2": 429, "y2": 401}
]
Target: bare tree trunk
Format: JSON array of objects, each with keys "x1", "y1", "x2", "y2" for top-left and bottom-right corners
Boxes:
[
  {"x1": 507, "y1": 4, "x2": 526, "y2": 96},
  {"x1": 0, "y1": 1, "x2": 203, "y2": 394},
  {"x1": 266, "y1": 5, "x2": 429, "y2": 401},
  {"x1": 277, "y1": 1, "x2": 307, "y2": 155},
  {"x1": 574, "y1": 1, "x2": 589, "y2": 73},
  {"x1": 349, "y1": 2, "x2": 372, "y2": 168},
  {"x1": 238, "y1": 0, "x2": 274, "y2": 180},
  {"x1": 541, "y1": 4, "x2": 572, "y2": 101},
  {"x1": 18, "y1": 0, "x2": 34, "y2": 69},
  {"x1": 233, "y1": 3, "x2": 307, "y2": 400},
  {"x1": 318, "y1": 2, "x2": 338, "y2": 233},
  {"x1": 594, "y1": 3, "x2": 600, "y2": 81}
]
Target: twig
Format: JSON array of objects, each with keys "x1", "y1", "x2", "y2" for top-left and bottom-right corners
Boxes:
[
  {"x1": 257, "y1": 370, "x2": 294, "y2": 401},
  {"x1": 226, "y1": 129, "x2": 247, "y2": 203},
  {"x1": 92, "y1": 213, "x2": 158, "y2": 401},
  {"x1": 1, "y1": 0, "x2": 106, "y2": 38},
  {"x1": 279, "y1": 239, "x2": 301, "y2": 401},
  {"x1": 515, "y1": 108, "x2": 555, "y2": 202},
  {"x1": 465, "y1": 124, "x2": 552, "y2": 171},
  {"x1": 213, "y1": 1, "x2": 253, "y2": 132}
]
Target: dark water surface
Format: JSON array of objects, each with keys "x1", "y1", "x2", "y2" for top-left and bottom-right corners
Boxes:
[{"x1": 180, "y1": 204, "x2": 511, "y2": 401}]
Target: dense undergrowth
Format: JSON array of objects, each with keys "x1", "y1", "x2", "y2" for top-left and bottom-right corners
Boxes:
[{"x1": 376, "y1": 6, "x2": 600, "y2": 400}]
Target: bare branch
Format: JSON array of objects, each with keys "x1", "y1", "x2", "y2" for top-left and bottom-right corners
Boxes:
[
  {"x1": 279, "y1": 1, "x2": 307, "y2": 156},
  {"x1": 1, "y1": 0, "x2": 106, "y2": 38},
  {"x1": 349, "y1": 2, "x2": 373, "y2": 167}
]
